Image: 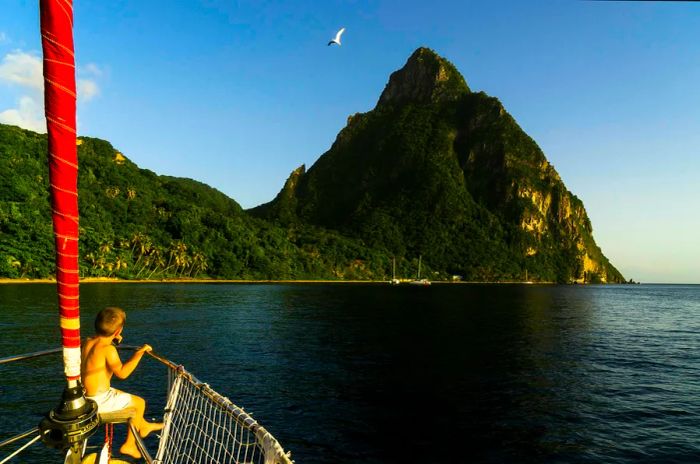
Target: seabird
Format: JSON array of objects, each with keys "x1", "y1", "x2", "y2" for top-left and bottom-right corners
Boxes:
[{"x1": 328, "y1": 27, "x2": 345, "y2": 46}]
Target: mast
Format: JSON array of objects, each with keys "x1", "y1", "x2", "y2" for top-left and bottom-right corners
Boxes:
[
  {"x1": 38, "y1": 1, "x2": 98, "y2": 460},
  {"x1": 41, "y1": 0, "x2": 81, "y2": 387}
]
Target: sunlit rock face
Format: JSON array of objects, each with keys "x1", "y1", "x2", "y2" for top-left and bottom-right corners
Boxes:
[{"x1": 377, "y1": 47, "x2": 470, "y2": 107}]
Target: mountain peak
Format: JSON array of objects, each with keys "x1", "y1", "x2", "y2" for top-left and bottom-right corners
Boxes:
[{"x1": 377, "y1": 47, "x2": 470, "y2": 107}]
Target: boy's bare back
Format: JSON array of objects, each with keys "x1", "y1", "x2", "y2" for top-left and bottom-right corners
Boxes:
[
  {"x1": 81, "y1": 336, "x2": 117, "y2": 397},
  {"x1": 82, "y1": 336, "x2": 152, "y2": 397}
]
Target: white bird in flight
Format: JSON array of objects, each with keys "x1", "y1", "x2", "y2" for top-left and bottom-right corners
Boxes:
[{"x1": 328, "y1": 27, "x2": 345, "y2": 46}]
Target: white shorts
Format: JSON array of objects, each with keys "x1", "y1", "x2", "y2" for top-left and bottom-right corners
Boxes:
[{"x1": 87, "y1": 388, "x2": 132, "y2": 414}]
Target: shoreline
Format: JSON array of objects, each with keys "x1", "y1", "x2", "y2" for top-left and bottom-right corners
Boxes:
[
  {"x1": 0, "y1": 277, "x2": 408, "y2": 284},
  {"x1": 0, "y1": 277, "x2": 378, "y2": 284},
  {"x1": 0, "y1": 277, "x2": 606, "y2": 285}
]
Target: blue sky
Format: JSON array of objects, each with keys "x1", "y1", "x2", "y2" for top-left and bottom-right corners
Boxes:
[{"x1": 1, "y1": 1, "x2": 699, "y2": 283}]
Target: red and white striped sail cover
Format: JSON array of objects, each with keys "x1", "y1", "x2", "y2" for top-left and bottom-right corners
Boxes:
[{"x1": 40, "y1": 0, "x2": 81, "y2": 381}]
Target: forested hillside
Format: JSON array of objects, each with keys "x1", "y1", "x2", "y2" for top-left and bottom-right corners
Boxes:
[{"x1": 0, "y1": 124, "x2": 402, "y2": 280}]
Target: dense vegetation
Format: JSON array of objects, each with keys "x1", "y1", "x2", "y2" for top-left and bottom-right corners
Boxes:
[
  {"x1": 0, "y1": 124, "x2": 413, "y2": 281},
  {"x1": 1, "y1": 47, "x2": 624, "y2": 283},
  {"x1": 252, "y1": 48, "x2": 625, "y2": 283}
]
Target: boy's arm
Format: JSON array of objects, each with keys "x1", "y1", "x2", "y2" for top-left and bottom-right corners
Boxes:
[{"x1": 105, "y1": 344, "x2": 152, "y2": 380}]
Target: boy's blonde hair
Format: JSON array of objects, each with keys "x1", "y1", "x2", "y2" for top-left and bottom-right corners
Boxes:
[{"x1": 95, "y1": 306, "x2": 126, "y2": 336}]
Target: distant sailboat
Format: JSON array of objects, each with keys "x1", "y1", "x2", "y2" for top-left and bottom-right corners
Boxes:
[
  {"x1": 409, "y1": 255, "x2": 431, "y2": 286},
  {"x1": 390, "y1": 257, "x2": 400, "y2": 285}
]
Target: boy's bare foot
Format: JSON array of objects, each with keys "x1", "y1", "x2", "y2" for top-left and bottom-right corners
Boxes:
[
  {"x1": 119, "y1": 443, "x2": 142, "y2": 460},
  {"x1": 139, "y1": 421, "x2": 164, "y2": 438}
]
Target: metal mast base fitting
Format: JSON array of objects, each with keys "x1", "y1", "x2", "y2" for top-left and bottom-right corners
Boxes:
[{"x1": 39, "y1": 381, "x2": 99, "y2": 452}]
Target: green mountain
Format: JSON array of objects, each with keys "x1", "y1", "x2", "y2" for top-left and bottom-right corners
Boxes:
[
  {"x1": 0, "y1": 47, "x2": 624, "y2": 283},
  {"x1": 251, "y1": 47, "x2": 624, "y2": 283},
  {"x1": 0, "y1": 124, "x2": 394, "y2": 280}
]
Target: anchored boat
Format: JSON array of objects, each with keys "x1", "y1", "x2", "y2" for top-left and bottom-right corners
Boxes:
[
  {"x1": 408, "y1": 256, "x2": 431, "y2": 286},
  {"x1": 0, "y1": 2, "x2": 292, "y2": 463}
]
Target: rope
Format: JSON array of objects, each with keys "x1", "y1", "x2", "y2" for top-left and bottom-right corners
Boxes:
[{"x1": 105, "y1": 423, "x2": 113, "y2": 458}]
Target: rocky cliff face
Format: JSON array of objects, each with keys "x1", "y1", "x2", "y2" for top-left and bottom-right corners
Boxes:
[
  {"x1": 252, "y1": 47, "x2": 623, "y2": 283},
  {"x1": 377, "y1": 47, "x2": 469, "y2": 106}
]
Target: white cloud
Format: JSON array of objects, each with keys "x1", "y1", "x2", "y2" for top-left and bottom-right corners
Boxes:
[
  {"x1": 0, "y1": 32, "x2": 8, "y2": 44},
  {"x1": 78, "y1": 79, "x2": 99, "y2": 101},
  {"x1": 0, "y1": 52, "x2": 46, "y2": 132},
  {"x1": 77, "y1": 63, "x2": 102, "y2": 102},
  {"x1": 0, "y1": 50, "x2": 101, "y2": 132},
  {"x1": 0, "y1": 51, "x2": 43, "y2": 91},
  {"x1": 0, "y1": 95, "x2": 46, "y2": 132},
  {"x1": 82, "y1": 63, "x2": 102, "y2": 77}
]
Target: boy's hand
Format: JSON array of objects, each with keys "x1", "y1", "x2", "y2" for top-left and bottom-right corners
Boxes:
[{"x1": 138, "y1": 344, "x2": 153, "y2": 354}]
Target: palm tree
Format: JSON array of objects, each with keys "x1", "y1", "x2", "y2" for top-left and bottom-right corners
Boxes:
[
  {"x1": 165, "y1": 241, "x2": 188, "y2": 276},
  {"x1": 114, "y1": 255, "x2": 127, "y2": 273},
  {"x1": 130, "y1": 233, "x2": 143, "y2": 256},
  {"x1": 135, "y1": 254, "x2": 151, "y2": 279},
  {"x1": 188, "y1": 253, "x2": 200, "y2": 277},
  {"x1": 178, "y1": 254, "x2": 191, "y2": 277},
  {"x1": 165, "y1": 241, "x2": 177, "y2": 271},
  {"x1": 20, "y1": 261, "x2": 33, "y2": 278},
  {"x1": 99, "y1": 242, "x2": 112, "y2": 256},
  {"x1": 133, "y1": 238, "x2": 152, "y2": 270},
  {"x1": 84, "y1": 252, "x2": 97, "y2": 277},
  {"x1": 9, "y1": 257, "x2": 21, "y2": 277},
  {"x1": 95, "y1": 256, "x2": 106, "y2": 277},
  {"x1": 189, "y1": 252, "x2": 208, "y2": 277},
  {"x1": 147, "y1": 254, "x2": 166, "y2": 280},
  {"x1": 137, "y1": 247, "x2": 161, "y2": 279}
]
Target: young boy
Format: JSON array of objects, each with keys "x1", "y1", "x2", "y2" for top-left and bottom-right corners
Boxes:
[{"x1": 81, "y1": 306, "x2": 163, "y2": 459}]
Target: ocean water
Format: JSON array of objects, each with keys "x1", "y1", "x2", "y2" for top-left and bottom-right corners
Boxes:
[{"x1": 0, "y1": 283, "x2": 699, "y2": 463}]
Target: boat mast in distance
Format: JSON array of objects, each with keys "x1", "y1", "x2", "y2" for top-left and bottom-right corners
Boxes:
[
  {"x1": 409, "y1": 255, "x2": 431, "y2": 286},
  {"x1": 390, "y1": 256, "x2": 400, "y2": 285}
]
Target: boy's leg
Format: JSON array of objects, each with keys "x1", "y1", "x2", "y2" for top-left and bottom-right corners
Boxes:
[
  {"x1": 119, "y1": 395, "x2": 145, "y2": 459},
  {"x1": 132, "y1": 394, "x2": 164, "y2": 438},
  {"x1": 119, "y1": 394, "x2": 163, "y2": 458}
]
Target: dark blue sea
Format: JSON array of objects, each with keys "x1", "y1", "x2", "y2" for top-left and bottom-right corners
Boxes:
[{"x1": 1, "y1": 283, "x2": 699, "y2": 463}]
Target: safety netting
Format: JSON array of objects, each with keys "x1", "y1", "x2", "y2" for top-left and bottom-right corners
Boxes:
[{"x1": 153, "y1": 366, "x2": 292, "y2": 464}]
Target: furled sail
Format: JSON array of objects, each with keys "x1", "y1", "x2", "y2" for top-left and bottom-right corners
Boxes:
[{"x1": 40, "y1": 0, "x2": 82, "y2": 382}]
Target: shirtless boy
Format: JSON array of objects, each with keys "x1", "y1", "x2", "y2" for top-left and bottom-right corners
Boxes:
[{"x1": 81, "y1": 306, "x2": 163, "y2": 459}]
